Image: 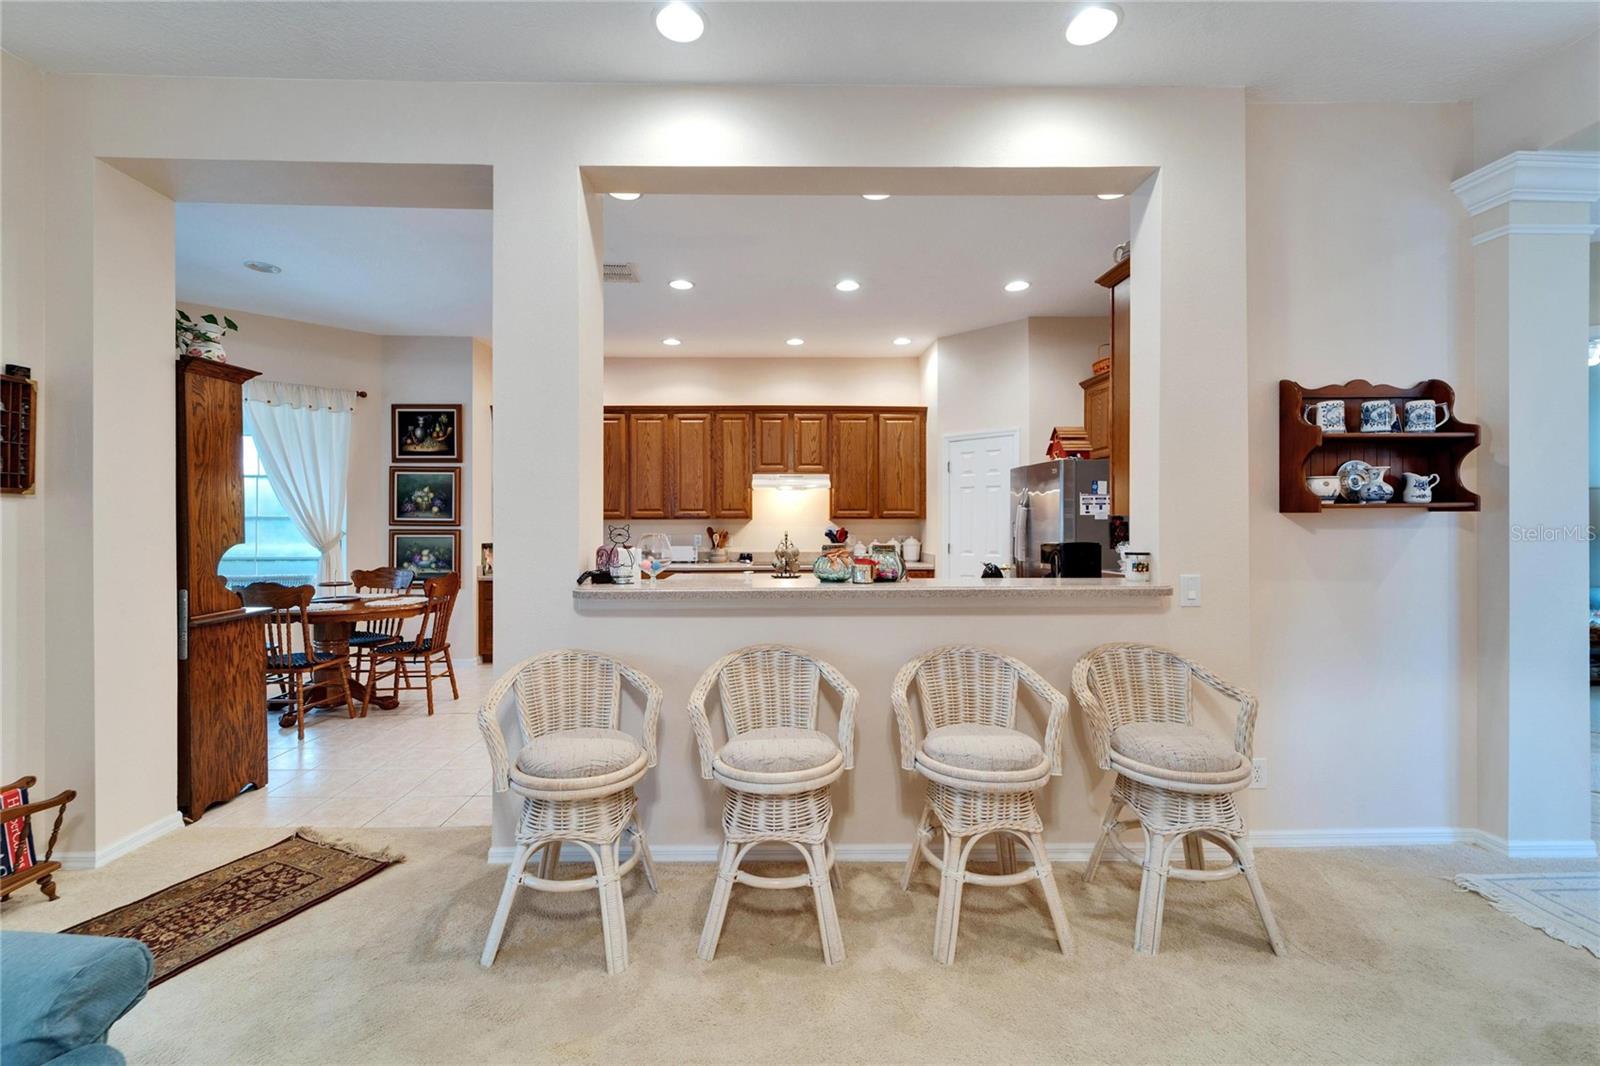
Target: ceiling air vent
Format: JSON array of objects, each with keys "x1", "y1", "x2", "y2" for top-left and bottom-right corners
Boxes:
[{"x1": 603, "y1": 262, "x2": 640, "y2": 283}]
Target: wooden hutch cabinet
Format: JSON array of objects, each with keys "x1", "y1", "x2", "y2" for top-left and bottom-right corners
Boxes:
[{"x1": 175, "y1": 355, "x2": 268, "y2": 822}]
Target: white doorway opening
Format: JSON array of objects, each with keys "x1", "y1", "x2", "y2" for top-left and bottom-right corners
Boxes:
[{"x1": 942, "y1": 429, "x2": 1019, "y2": 578}]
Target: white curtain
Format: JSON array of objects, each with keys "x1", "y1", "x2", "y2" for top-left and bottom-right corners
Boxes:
[{"x1": 243, "y1": 380, "x2": 357, "y2": 583}]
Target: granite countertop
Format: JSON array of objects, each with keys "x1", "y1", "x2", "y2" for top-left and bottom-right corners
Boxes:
[{"x1": 573, "y1": 572, "x2": 1171, "y2": 607}]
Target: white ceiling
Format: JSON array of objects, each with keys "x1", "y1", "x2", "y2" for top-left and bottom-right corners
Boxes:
[
  {"x1": 175, "y1": 204, "x2": 492, "y2": 337},
  {"x1": 602, "y1": 194, "x2": 1129, "y2": 357},
  {"x1": 3, "y1": 1, "x2": 1594, "y2": 102}
]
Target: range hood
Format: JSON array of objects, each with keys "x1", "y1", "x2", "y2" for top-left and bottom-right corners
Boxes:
[{"x1": 752, "y1": 473, "x2": 831, "y2": 491}]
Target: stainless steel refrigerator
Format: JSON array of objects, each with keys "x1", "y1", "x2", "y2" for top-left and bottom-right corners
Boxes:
[{"x1": 1009, "y1": 459, "x2": 1114, "y2": 576}]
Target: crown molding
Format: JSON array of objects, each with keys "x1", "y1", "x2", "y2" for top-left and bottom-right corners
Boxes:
[{"x1": 1451, "y1": 150, "x2": 1600, "y2": 216}]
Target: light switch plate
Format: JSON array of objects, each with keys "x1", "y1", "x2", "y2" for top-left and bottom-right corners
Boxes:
[{"x1": 1179, "y1": 573, "x2": 1201, "y2": 606}]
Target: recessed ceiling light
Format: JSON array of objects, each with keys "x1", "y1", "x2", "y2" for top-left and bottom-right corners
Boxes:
[
  {"x1": 1065, "y1": 4, "x2": 1121, "y2": 46},
  {"x1": 608, "y1": 192, "x2": 642, "y2": 201},
  {"x1": 662, "y1": 337, "x2": 682, "y2": 346},
  {"x1": 655, "y1": 1, "x2": 705, "y2": 43},
  {"x1": 668, "y1": 278, "x2": 694, "y2": 290},
  {"x1": 862, "y1": 194, "x2": 891, "y2": 201},
  {"x1": 893, "y1": 337, "x2": 912, "y2": 346},
  {"x1": 1097, "y1": 193, "x2": 1125, "y2": 200},
  {"x1": 1004, "y1": 280, "x2": 1031, "y2": 293},
  {"x1": 835, "y1": 279, "x2": 861, "y2": 293},
  {"x1": 786, "y1": 337, "x2": 805, "y2": 346},
  {"x1": 244, "y1": 260, "x2": 281, "y2": 274}
]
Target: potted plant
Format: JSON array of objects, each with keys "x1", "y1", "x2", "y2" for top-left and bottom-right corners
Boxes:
[{"x1": 176, "y1": 310, "x2": 238, "y2": 362}]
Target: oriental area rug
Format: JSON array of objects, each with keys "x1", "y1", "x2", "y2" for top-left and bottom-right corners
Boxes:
[{"x1": 64, "y1": 829, "x2": 402, "y2": 985}]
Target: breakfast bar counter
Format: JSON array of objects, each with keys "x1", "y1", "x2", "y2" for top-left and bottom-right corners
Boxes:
[{"x1": 574, "y1": 573, "x2": 1171, "y2": 608}]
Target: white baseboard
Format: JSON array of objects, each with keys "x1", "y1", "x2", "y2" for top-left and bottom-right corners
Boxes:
[
  {"x1": 56, "y1": 811, "x2": 185, "y2": 870},
  {"x1": 1463, "y1": 829, "x2": 1599, "y2": 860},
  {"x1": 488, "y1": 826, "x2": 1517, "y2": 866}
]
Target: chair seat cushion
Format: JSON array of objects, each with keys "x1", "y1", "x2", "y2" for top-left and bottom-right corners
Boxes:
[
  {"x1": 713, "y1": 727, "x2": 843, "y2": 789},
  {"x1": 920, "y1": 723, "x2": 1046, "y2": 774},
  {"x1": 1110, "y1": 722, "x2": 1243, "y2": 774},
  {"x1": 373, "y1": 638, "x2": 437, "y2": 655},
  {"x1": 346, "y1": 630, "x2": 391, "y2": 648},
  {"x1": 515, "y1": 728, "x2": 645, "y2": 787},
  {"x1": 266, "y1": 651, "x2": 338, "y2": 669}
]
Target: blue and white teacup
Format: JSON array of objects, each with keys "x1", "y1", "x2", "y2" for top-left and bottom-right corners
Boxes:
[
  {"x1": 1403, "y1": 400, "x2": 1449, "y2": 432},
  {"x1": 1302, "y1": 400, "x2": 1345, "y2": 433},
  {"x1": 1360, "y1": 400, "x2": 1398, "y2": 433}
]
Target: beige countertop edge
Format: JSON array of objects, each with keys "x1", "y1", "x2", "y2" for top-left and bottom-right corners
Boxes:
[{"x1": 573, "y1": 576, "x2": 1172, "y2": 606}]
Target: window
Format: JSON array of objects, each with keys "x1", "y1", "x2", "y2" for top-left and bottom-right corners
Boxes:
[{"x1": 219, "y1": 415, "x2": 326, "y2": 586}]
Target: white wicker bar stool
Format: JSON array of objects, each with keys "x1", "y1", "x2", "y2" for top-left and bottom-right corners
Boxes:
[
  {"x1": 1072, "y1": 642, "x2": 1286, "y2": 957},
  {"x1": 688, "y1": 645, "x2": 858, "y2": 965},
  {"x1": 477, "y1": 650, "x2": 662, "y2": 975},
  {"x1": 892, "y1": 646, "x2": 1072, "y2": 965}
]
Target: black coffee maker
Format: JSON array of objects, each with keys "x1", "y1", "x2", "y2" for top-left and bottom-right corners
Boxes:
[{"x1": 1039, "y1": 542, "x2": 1104, "y2": 578}]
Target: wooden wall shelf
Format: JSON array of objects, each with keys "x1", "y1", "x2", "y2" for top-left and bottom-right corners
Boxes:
[{"x1": 1279, "y1": 379, "x2": 1480, "y2": 514}]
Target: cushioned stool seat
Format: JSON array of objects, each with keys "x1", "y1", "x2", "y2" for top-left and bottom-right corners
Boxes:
[
  {"x1": 513, "y1": 727, "x2": 647, "y2": 791},
  {"x1": 713, "y1": 727, "x2": 843, "y2": 788},
  {"x1": 1109, "y1": 722, "x2": 1244, "y2": 775},
  {"x1": 921, "y1": 723, "x2": 1047, "y2": 773}
]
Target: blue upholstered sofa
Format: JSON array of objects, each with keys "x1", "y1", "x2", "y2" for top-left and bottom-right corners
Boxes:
[{"x1": 0, "y1": 932, "x2": 153, "y2": 1066}]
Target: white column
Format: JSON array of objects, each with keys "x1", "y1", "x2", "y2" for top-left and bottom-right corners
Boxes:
[{"x1": 1453, "y1": 151, "x2": 1600, "y2": 857}]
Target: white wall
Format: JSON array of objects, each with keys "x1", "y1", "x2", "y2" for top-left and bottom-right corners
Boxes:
[
  {"x1": 1246, "y1": 102, "x2": 1477, "y2": 833},
  {"x1": 7, "y1": 67, "x2": 1552, "y2": 856},
  {"x1": 1471, "y1": 32, "x2": 1600, "y2": 166},
  {"x1": 1027, "y1": 316, "x2": 1107, "y2": 460},
  {"x1": 0, "y1": 53, "x2": 48, "y2": 785}
]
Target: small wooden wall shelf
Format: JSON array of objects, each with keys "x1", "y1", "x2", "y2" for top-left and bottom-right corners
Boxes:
[
  {"x1": 1279, "y1": 379, "x2": 1479, "y2": 514},
  {"x1": 1, "y1": 374, "x2": 37, "y2": 495}
]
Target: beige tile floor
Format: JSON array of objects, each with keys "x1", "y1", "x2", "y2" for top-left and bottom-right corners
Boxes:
[{"x1": 201, "y1": 658, "x2": 501, "y2": 829}]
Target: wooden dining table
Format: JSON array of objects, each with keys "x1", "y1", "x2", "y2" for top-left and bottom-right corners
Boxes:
[{"x1": 277, "y1": 592, "x2": 430, "y2": 728}]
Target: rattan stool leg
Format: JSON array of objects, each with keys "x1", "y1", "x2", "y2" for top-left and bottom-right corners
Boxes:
[
  {"x1": 1231, "y1": 832, "x2": 1287, "y2": 956},
  {"x1": 900, "y1": 806, "x2": 932, "y2": 890},
  {"x1": 698, "y1": 840, "x2": 739, "y2": 962},
  {"x1": 538, "y1": 842, "x2": 560, "y2": 880},
  {"x1": 932, "y1": 830, "x2": 972, "y2": 965},
  {"x1": 594, "y1": 839, "x2": 629, "y2": 975},
  {"x1": 806, "y1": 842, "x2": 845, "y2": 965},
  {"x1": 1025, "y1": 831, "x2": 1072, "y2": 956},
  {"x1": 1084, "y1": 796, "x2": 1122, "y2": 883},
  {"x1": 1133, "y1": 830, "x2": 1173, "y2": 955},
  {"x1": 995, "y1": 832, "x2": 1019, "y2": 875},
  {"x1": 1182, "y1": 833, "x2": 1206, "y2": 871},
  {"x1": 481, "y1": 842, "x2": 533, "y2": 967},
  {"x1": 630, "y1": 813, "x2": 658, "y2": 893}
]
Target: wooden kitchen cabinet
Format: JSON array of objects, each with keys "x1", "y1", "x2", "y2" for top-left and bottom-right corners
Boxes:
[
  {"x1": 1081, "y1": 371, "x2": 1111, "y2": 459},
  {"x1": 830, "y1": 412, "x2": 877, "y2": 519},
  {"x1": 793, "y1": 412, "x2": 829, "y2": 473},
  {"x1": 711, "y1": 411, "x2": 753, "y2": 518},
  {"x1": 752, "y1": 413, "x2": 789, "y2": 473},
  {"x1": 627, "y1": 413, "x2": 670, "y2": 519},
  {"x1": 1095, "y1": 257, "x2": 1132, "y2": 514},
  {"x1": 602, "y1": 412, "x2": 628, "y2": 519},
  {"x1": 876, "y1": 411, "x2": 925, "y2": 519},
  {"x1": 667, "y1": 412, "x2": 713, "y2": 518}
]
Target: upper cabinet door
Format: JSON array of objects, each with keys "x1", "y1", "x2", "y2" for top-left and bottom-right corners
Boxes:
[
  {"x1": 711, "y1": 411, "x2": 753, "y2": 518},
  {"x1": 668, "y1": 412, "x2": 714, "y2": 518},
  {"x1": 602, "y1": 412, "x2": 628, "y2": 519},
  {"x1": 627, "y1": 413, "x2": 670, "y2": 519},
  {"x1": 752, "y1": 413, "x2": 790, "y2": 473},
  {"x1": 877, "y1": 411, "x2": 925, "y2": 519},
  {"x1": 792, "y1": 412, "x2": 830, "y2": 474},
  {"x1": 829, "y1": 412, "x2": 877, "y2": 519}
]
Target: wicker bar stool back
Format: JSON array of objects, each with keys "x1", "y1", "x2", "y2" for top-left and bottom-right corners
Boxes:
[
  {"x1": 688, "y1": 644, "x2": 858, "y2": 965},
  {"x1": 892, "y1": 645, "x2": 1071, "y2": 965},
  {"x1": 1072, "y1": 641, "x2": 1286, "y2": 957},
  {"x1": 477, "y1": 650, "x2": 662, "y2": 975}
]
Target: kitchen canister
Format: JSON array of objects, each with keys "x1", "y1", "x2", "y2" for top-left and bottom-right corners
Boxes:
[
  {"x1": 851, "y1": 557, "x2": 877, "y2": 584},
  {"x1": 902, "y1": 536, "x2": 922, "y2": 562}
]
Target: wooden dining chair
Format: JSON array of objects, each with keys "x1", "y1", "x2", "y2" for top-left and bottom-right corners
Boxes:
[
  {"x1": 347, "y1": 567, "x2": 416, "y2": 692},
  {"x1": 241, "y1": 582, "x2": 353, "y2": 739},
  {"x1": 363, "y1": 572, "x2": 461, "y2": 716}
]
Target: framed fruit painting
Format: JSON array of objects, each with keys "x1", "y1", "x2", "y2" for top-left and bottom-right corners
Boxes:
[
  {"x1": 390, "y1": 467, "x2": 460, "y2": 525},
  {"x1": 392, "y1": 403, "x2": 463, "y2": 462},
  {"x1": 390, "y1": 530, "x2": 459, "y2": 575}
]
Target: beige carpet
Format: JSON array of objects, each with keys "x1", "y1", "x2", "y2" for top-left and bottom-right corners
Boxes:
[{"x1": 4, "y1": 828, "x2": 1597, "y2": 1064}]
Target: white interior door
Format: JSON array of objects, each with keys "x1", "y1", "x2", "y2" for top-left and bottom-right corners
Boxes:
[{"x1": 943, "y1": 430, "x2": 1019, "y2": 579}]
